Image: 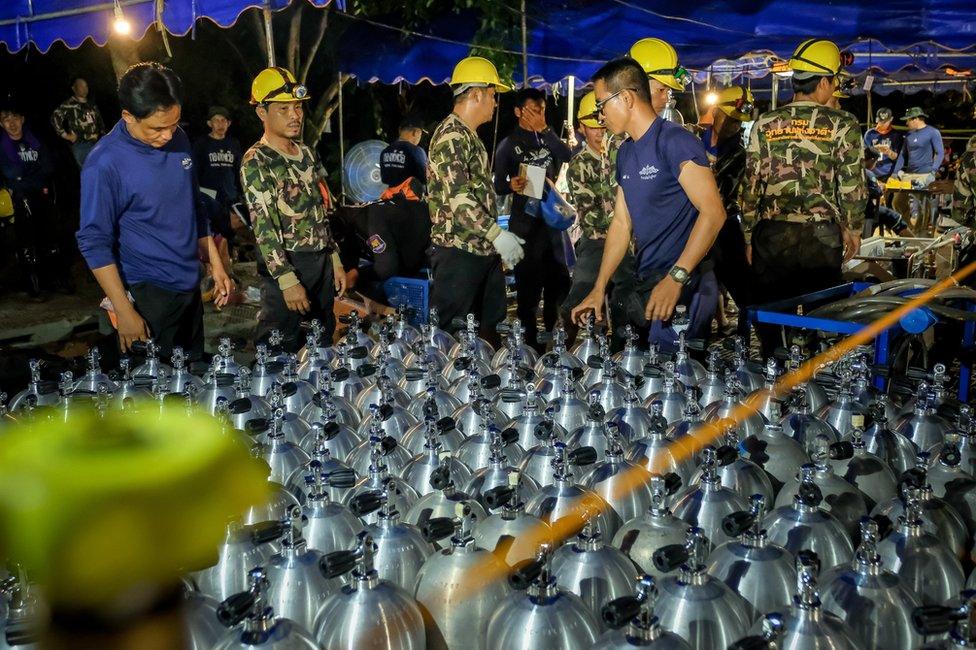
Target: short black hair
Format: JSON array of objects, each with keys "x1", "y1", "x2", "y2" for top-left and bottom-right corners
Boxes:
[
  {"x1": 513, "y1": 87, "x2": 545, "y2": 109},
  {"x1": 591, "y1": 57, "x2": 651, "y2": 104},
  {"x1": 118, "y1": 62, "x2": 183, "y2": 119},
  {"x1": 791, "y1": 74, "x2": 828, "y2": 96}
]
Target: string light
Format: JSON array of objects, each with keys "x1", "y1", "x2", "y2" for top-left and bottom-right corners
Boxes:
[{"x1": 113, "y1": 0, "x2": 132, "y2": 35}]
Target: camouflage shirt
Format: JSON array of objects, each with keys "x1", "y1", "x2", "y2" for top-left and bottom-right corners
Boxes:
[
  {"x1": 953, "y1": 150, "x2": 976, "y2": 225},
  {"x1": 240, "y1": 137, "x2": 334, "y2": 280},
  {"x1": 742, "y1": 101, "x2": 866, "y2": 240},
  {"x1": 51, "y1": 97, "x2": 104, "y2": 143},
  {"x1": 566, "y1": 144, "x2": 615, "y2": 240},
  {"x1": 427, "y1": 113, "x2": 501, "y2": 256}
]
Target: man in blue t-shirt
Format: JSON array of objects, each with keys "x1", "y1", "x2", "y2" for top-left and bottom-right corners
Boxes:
[
  {"x1": 380, "y1": 115, "x2": 428, "y2": 189},
  {"x1": 570, "y1": 57, "x2": 726, "y2": 350},
  {"x1": 863, "y1": 108, "x2": 901, "y2": 182},
  {"x1": 892, "y1": 107, "x2": 945, "y2": 223},
  {"x1": 76, "y1": 63, "x2": 234, "y2": 356}
]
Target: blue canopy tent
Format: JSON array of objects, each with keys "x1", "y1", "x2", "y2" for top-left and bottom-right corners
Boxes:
[
  {"x1": 0, "y1": 0, "x2": 331, "y2": 54},
  {"x1": 334, "y1": 0, "x2": 976, "y2": 96}
]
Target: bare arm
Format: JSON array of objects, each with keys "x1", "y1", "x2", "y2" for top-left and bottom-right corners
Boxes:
[
  {"x1": 570, "y1": 185, "x2": 631, "y2": 324},
  {"x1": 90, "y1": 264, "x2": 149, "y2": 351},
  {"x1": 199, "y1": 235, "x2": 234, "y2": 307}
]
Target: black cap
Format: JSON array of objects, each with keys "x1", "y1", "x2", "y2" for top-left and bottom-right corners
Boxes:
[
  {"x1": 399, "y1": 114, "x2": 426, "y2": 133},
  {"x1": 208, "y1": 105, "x2": 232, "y2": 120},
  {"x1": 875, "y1": 107, "x2": 892, "y2": 122}
]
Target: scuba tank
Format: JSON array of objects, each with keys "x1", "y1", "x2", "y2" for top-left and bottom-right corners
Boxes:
[
  {"x1": 895, "y1": 387, "x2": 952, "y2": 453},
  {"x1": 926, "y1": 436, "x2": 976, "y2": 534},
  {"x1": 342, "y1": 449, "x2": 419, "y2": 527},
  {"x1": 780, "y1": 384, "x2": 839, "y2": 452},
  {"x1": 313, "y1": 531, "x2": 426, "y2": 649},
  {"x1": 401, "y1": 386, "x2": 466, "y2": 453},
  {"x1": 551, "y1": 519, "x2": 638, "y2": 626},
  {"x1": 475, "y1": 475, "x2": 552, "y2": 566},
  {"x1": 727, "y1": 550, "x2": 859, "y2": 650},
  {"x1": 213, "y1": 567, "x2": 318, "y2": 650},
  {"x1": 504, "y1": 383, "x2": 562, "y2": 449},
  {"x1": 356, "y1": 397, "x2": 418, "y2": 442},
  {"x1": 670, "y1": 306, "x2": 706, "y2": 387},
  {"x1": 762, "y1": 468, "x2": 854, "y2": 571},
  {"x1": 227, "y1": 368, "x2": 270, "y2": 432},
  {"x1": 300, "y1": 466, "x2": 363, "y2": 555},
  {"x1": 747, "y1": 357, "x2": 786, "y2": 422},
  {"x1": 876, "y1": 487, "x2": 965, "y2": 606},
  {"x1": 741, "y1": 400, "x2": 810, "y2": 495},
  {"x1": 692, "y1": 422, "x2": 775, "y2": 504},
  {"x1": 250, "y1": 410, "x2": 311, "y2": 486},
  {"x1": 672, "y1": 447, "x2": 750, "y2": 549},
  {"x1": 404, "y1": 464, "x2": 488, "y2": 529},
  {"x1": 196, "y1": 520, "x2": 287, "y2": 601},
  {"x1": 571, "y1": 312, "x2": 603, "y2": 367},
  {"x1": 413, "y1": 506, "x2": 513, "y2": 650},
  {"x1": 701, "y1": 376, "x2": 765, "y2": 441},
  {"x1": 643, "y1": 362, "x2": 688, "y2": 426},
  {"x1": 9, "y1": 359, "x2": 59, "y2": 411},
  {"x1": 486, "y1": 544, "x2": 600, "y2": 650},
  {"x1": 534, "y1": 324, "x2": 584, "y2": 377},
  {"x1": 250, "y1": 344, "x2": 286, "y2": 398},
  {"x1": 463, "y1": 429, "x2": 540, "y2": 507},
  {"x1": 581, "y1": 422, "x2": 656, "y2": 524},
  {"x1": 491, "y1": 318, "x2": 539, "y2": 371},
  {"x1": 607, "y1": 374, "x2": 656, "y2": 443},
  {"x1": 447, "y1": 314, "x2": 496, "y2": 368},
  {"x1": 400, "y1": 418, "x2": 474, "y2": 497},
  {"x1": 346, "y1": 427, "x2": 412, "y2": 478},
  {"x1": 863, "y1": 400, "x2": 917, "y2": 476},
  {"x1": 456, "y1": 419, "x2": 525, "y2": 471},
  {"x1": 613, "y1": 474, "x2": 690, "y2": 581},
  {"x1": 547, "y1": 366, "x2": 591, "y2": 433},
  {"x1": 519, "y1": 417, "x2": 571, "y2": 488},
  {"x1": 568, "y1": 398, "x2": 623, "y2": 460},
  {"x1": 652, "y1": 527, "x2": 755, "y2": 649},
  {"x1": 815, "y1": 370, "x2": 869, "y2": 439},
  {"x1": 695, "y1": 347, "x2": 727, "y2": 410},
  {"x1": 297, "y1": 419, "x2": 360, "y2": 468},
  {"x1": 299, "y1": 370, "x2": 361, "y2": 429},
  {"x1": 349, "y1": 487, "x2": 432, "y2": 591},
  {"x1": 820, "y1": 518, "x2": 922, "y2": 648},
  {"x1": 595, "y1": 574, "x2": 692, "y2": 649},
  {"x1": 613, "y1": 324, "x2": 648, "y2": 378},
  {"x1": 829, "y1": 413, "x2": 897, "y2": 509},
  {"x1": 706, "y1": 494, "x2": 796, "y2": 616},
  {"x1": 627, "y1": 401, "x2": 696, "y2": 489}
]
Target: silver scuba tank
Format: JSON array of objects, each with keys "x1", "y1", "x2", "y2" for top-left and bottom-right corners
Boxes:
[
  {"x1": 741, "y1": 400, "x2": 810, "y2": 495},
  {"x1": 399, "y1": 411, "x2": 467, "y2": 457},
  {"x1": 313, "y1": 532, "x2": 426, "y2": 650},
  {"x1": 400, "y1": 419, "x2": 474, "y2": 497},
  {"x1": 627, "y1": 401, "x2": 696, "y2": 489},
  {"x1": 581, "y1": 423, "x2": 656, "y2": 524},
  {"x1": 534, "y1": 325, "x2": 584, "y2": 377},
  {"x1": 568, "y1": 398, "x2": 621, "y2": 460},
  {"x1": 406, "y1": 374, "x2": 461, "y2": 421},
  {"x1": 456, "y1": 419, "x2": 525, "y2": 471},
  {"x1": 829, "y1": 413, "x2": 897, "y2": 509},
  {"x1": 613, "y1": 324, "x2": 648, "y2": 378},
  {"x1": 195, "y1": 520, "x2": 286, "y2": 601},
  {"x1": 895, "y1": 387, "x2": 952, "y2": 453},
  {"x1": 862, "y1": 399, "x2": 917, "y2": 476},
  {"x1": 594, "y1": 574, "x2": 692, "y2": 649},
  {"x1": 300, "y1": 467, "x2": 363, "y2": 555},
  {"x1": 346, "y1": 430, "x2": 413, "y2": 478},
  {"x1": 692, "y1": 423, "x2": 775, "y2": 504},
  {"x1": 644, "y1": 362, "x2": 689, "y2": 426},
  {"x1": 297, "y1": 419, "x2": 361, "y2": 467},
  {"x1": 547, "y1": 366, "x2": 591, "y2": 433},
  {"x1": 348, "y1": 486, "x2": 432, "y2": 590},
  {"x1": 491, "y1": 318, "x2": 540, "y2": 371},
  {"x1": 342, "y1": 456, "x2": 419, "y2": 527},
  {"x1": 251, "y1": 409, "x2": 311, "y2": 486},
  {"x1": 227, "y1": 368, "x2": 270, "y2": 432},
  {"x1": 672, "y1": 447, "x2": 751, "y2": 550},
  {"x1": 696, "y1": 347, "x2": 727, "y2": 410},
  {"x1": 780, "y1": 384, "x2": 839, "y2": 452},
  {"x1": 475, "y1": 474, "x2": 553, "y2": 566},
  {"x1": 463, "y1": 433, "x2": 540, "y2": 507},
  {"x1": 607, "y1": 375, "x2": 657, "y2": 443},
  {"x1": 299, "y1": 372, "x2": 360, "y2": 428},
  {"x1": 403, "y1": 464, "x2": 488, "y2": 529},
  {"x1": 250, "y1": 344, "x2": 285, "y2": 398},
  {"x1": 612, "y1": 474, "x2": 690, "y2": 581},
  {"x1": 505, "y1": 385, "x2": 567, "y2": 449},
  {"x1": 701, "y1": 377, "x2": 766, "y2": 441},
  {"x1": 9, "y1": 359, "x2": 59, "y2": 411}
]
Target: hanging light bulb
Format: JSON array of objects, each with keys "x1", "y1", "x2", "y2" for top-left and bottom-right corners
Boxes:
[
  {"x1": 704, "y1": 91, "x2": 719, "y2": 106},
  {"x1": 113, "y1": 0, "x2": 132, "y2": 35}
]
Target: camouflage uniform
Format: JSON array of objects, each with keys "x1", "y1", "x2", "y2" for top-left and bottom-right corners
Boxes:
[
  {"x1": 562, "y1": 137, "x2": 635, "y2": 346},
  {"x1": 428, "y1": 113, "x2": 503, "y2": 255},
  {"x1": 742, "y1": 101, "x2": 866, "y2": 237},
  {"x1": 743, "y1": 100, "x2": 867, "y2": 356},
  {"x1": 51, "y1": 98, "x2": 104, "y2": 143},
  {"x1": 427, "y1": 112, "x2": 506, "y2": 337},
  {"x1": 241, "y1": 137, "x2": 336, "y2": 350},
  {"x1": 953, "y1": 143, "x2": 976, "y2": 226},
  {"x1": 51, "y1": 97, "x2": 104, "y2": 167}
]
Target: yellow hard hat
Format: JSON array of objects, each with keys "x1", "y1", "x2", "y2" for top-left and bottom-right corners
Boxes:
[
  {"x1": 832, "y1": 89, "x2": 849, "y2": 99},
  {"x1": 577, "y1": 92, "x2": 601, "y2": 128},
  {"x1": 250, "y1": 67, "x2": 309, "y2": 105},
  {"x1": 0, "y1": 188, "x2": 13, "y2": 220},
  {"x1": 789, "y1": 38, "x2": 850, "y2": 77},
  {"x1": 449, "y1": 56, "x2": 511, "y2": 94},
  {"x1": 715, "y1": 86, "x2": 755, "y2": 122},
  {"x1": 629, "y1": 38, "x2": 687, "y2": 91}
]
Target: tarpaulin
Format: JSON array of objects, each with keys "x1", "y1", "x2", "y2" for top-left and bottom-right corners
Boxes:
[
  {"x1": 0, "y1": 0, "x2": 331, "y2": 53},
  {"x1": 333, "y1": 0, "x2": 976, "y2": 87}
]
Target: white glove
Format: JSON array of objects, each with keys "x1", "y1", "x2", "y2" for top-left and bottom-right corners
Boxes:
[
  {"x1": 896, "y1": 170, "x2": 905, "y2": 180},
  {"x1": 492, "y1": 230, "x2": 525, "y2": 267}
]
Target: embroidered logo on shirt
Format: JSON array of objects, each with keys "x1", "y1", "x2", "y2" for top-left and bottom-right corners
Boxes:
[
  {"x1": 639, "y1": 164, "x2": 659, "y2": 180},
  {"x1": 368, "y1": 234, "x2": 387, "y2": 254},
  {"x1": 182, "y1": 156, "x2": 193, "y2": 170}
]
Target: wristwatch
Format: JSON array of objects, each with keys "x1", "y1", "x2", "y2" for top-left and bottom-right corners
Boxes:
[{"x1": 668, "y1": 265, "x2": 691, "y2": 286}]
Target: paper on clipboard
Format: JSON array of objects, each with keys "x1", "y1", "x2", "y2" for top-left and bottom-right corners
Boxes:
[{"x1": 518, "y1": 163, "x2": 546, "y2": 200}]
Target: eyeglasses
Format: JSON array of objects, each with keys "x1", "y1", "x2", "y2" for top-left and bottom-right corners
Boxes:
[{"x1": 594, "y1": 88, "x2": 636, "y2": 116}]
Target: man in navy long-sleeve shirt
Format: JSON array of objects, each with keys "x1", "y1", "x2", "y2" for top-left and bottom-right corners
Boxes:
[
  {"x1": 76, "y1": 63, "x2": 233, "y2": 356},
  {"x1": 493, "y1": 87, "x2": 573, "y2": 352},
  {"x1": 891, "y1": 106, "x2": 944, "y2": 224}
]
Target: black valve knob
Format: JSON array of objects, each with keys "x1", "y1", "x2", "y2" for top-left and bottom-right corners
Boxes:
[
  {"x1": 796, "y1": 549, "x2": 820, "y2": 571},
  {"x1": 229, "y1": 398, "x2": 252, "y2": 415},
  {"x1": 569, "y1": 446, "x2": 598, "y2": 466},
  {"x1": 250, "y1": 521, "x2": 288, "y2": 545},
  {"x1": 586, "y1": 355, "x2": 603, "y2": 369},
  {"x1": 509, "y1": 558, "x2": 543, "y2": 590},
  {"x1": 500, "y1": 427, "x2": 519, "y2": 446},
  {"x1": 453, "y1": 357, "x2": 472, "y2": 371},
  {"x1": 828, "y1": 441, "x2": 854, "y2": 461},
  {"x1": 320, "y1": 550, "x2": 357, "y2": 579},
  {"x1": 430, "y1": 465, "x2": 452, "y2": 490},
  {"x1": 320, "y1": 421, "x2": 342, "y2": 440},
  {"x1": 722, "y1": 510, "x2": 756, "y2": 537},
  {"x1": 588, "y1": 404, "x2": 606, "y2": 421},
  {"x1": 326, "y1": 468, "x2": 357, "y2": 489},
  {"x1": 280, "y1": 382, "x2": 298, "y2": 398},
  {"x1": 331, "y1": 368, "x2": 350, "y2": 382},
  {"x1": 728, "y1": 637, "x2": 774, "y2": 650},
  {"x1": 349, "y1": 346, "x2": 369, "y2": 360},
  {"x1": 663, "y1": 472, "x2": 683, "y2": 495},
  {"x1": 602, "y1": 595, "x2": 641, "y2": 629},
  {"x1": 376, "y1": 403, "x2": 395, "y2": 421},
  {"x1": 715, "y1": 445, "x2": 738, "y2": 466},
  {"x1": 797, "y1": 483, "x2": 824, "y2": 507},
  {"x1": 900, "y1": 468, "x2": 926, "y2": 492},
  {"x1": 405, "y1": 368, "x2": 425, "y2": 381},
  {"x1": 378, "y1": 435, "x2": 398, "y2": 454},
  {"x1": 217, "y1": 590, "x2": 258, "y2": 627},
  {"x1": 421, "y1": 517, "x2": 456, "y2": 543},
  {"x1": 653, "y1": 543, "x2": 689, "y2": 573},
  {"x1": 436, "y1": 416, "x2": 456, "y2": 432},
  {"x1": 348, "y1": 491, "x2": 383, "y2": 517},
  {"x1": 482, "y1": 374, "x2": 502, "y2": 390},
  {"x1": 912, "y1": 604, "x2": 963, "y2": 635},
  {"x1": 484, "y1": 486, "x2": 516, "y2": 510},
  {"x1": 533, "y1": 421, "x2": 554, "y2": 441}
]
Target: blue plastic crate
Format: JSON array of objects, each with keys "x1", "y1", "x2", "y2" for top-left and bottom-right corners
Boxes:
[{"x1": 382, "y1": 276, "x2": 430, "y2": 326}]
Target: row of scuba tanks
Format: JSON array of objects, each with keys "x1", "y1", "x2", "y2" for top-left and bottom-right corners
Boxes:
[{"x1": 3, "y1": 306, "x2": 976, "y2": 649}]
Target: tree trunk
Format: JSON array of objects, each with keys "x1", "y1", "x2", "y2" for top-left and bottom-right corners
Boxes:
[
  {"x1": 304, "y1": 73, "x2": 352, "y2": 148},
  {"x1": 286, "y1": 3, "x2": 304, "y2": 75}
]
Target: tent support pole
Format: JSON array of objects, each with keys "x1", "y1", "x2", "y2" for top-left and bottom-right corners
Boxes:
[
  {"x1": 520, "y1": 0, "x2": 528, "y2": 86},
  {"x1": 867, "y1": 90, "x2": 873, "y2": 126},
  {"x1": 567, "y1": 76, "x2": 575, "y2": 142},
  {"x1": 263, "y1": 3, "x2": 275, "y2": 67},
  {"x1": 338, "y1": 69, "x2": 346, "y2": 203},
  {"x1": 771, "y1": 75, "x2": 779, "y2": 110}
]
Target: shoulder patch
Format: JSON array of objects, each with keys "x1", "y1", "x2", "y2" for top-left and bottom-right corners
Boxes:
[{"x1": 367, "y1": 234, "x2": 387, "y2": 254}]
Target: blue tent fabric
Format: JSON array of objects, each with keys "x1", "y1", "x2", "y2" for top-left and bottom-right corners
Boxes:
[
  {"x1": 334, "y1": 0, "x2": 976, "y2": 87},
  {"x1": 0, "y1": 0, "x2": 331, "y2": 53}
]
